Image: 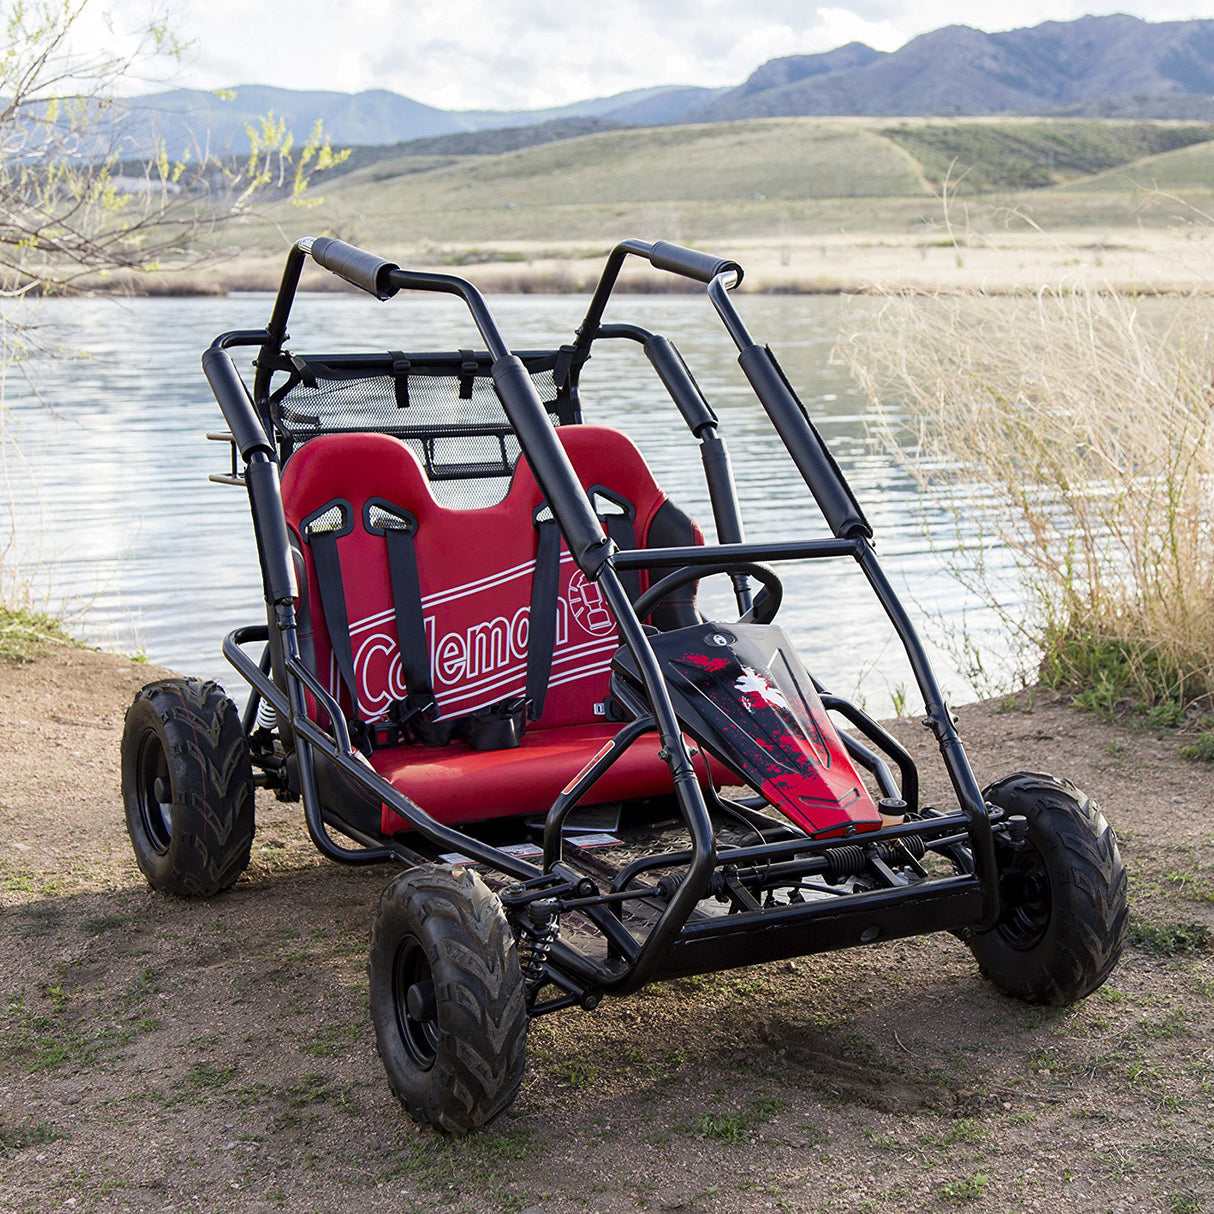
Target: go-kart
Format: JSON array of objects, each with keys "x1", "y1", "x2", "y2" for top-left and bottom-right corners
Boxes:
[{"x1": 120, "y1": 235, "x2": 1128, "y2": 1132}]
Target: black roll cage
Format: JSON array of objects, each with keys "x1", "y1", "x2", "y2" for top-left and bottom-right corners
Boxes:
[{"x1": 204, "y1": 235, "x2": 1001, "y2": 1005}]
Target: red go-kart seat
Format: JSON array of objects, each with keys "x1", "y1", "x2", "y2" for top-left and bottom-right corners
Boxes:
[{"x1": 280, "y1": 425, "x2": 720, "y2": 831}]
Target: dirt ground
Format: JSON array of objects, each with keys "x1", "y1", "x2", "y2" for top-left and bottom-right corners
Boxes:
[{"x1": 1, "y1": 643, "x2": 1211, "y2": 1214}]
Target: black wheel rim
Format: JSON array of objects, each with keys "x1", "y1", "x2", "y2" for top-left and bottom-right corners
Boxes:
[
  {"x1": 134, "y1": 732, "x2": 173, "y2": 855},
  {"x1": 998, "y1": 842, "x2": 1051, "y2": 950},
  {"x1": 392, "y1": 935, "x2": 438, "y2": 1070}
]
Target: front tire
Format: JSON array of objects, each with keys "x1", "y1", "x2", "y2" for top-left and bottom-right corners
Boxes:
[
  {"x1": 121, "y1": 678, "x2": 255, "y2": 897},
  {"x1": 969, "y1": 771, "x2": 1127, "y2": 1005},
  {"x1": 369, "y1": 865, "x2": 528, "y2": 1133}
]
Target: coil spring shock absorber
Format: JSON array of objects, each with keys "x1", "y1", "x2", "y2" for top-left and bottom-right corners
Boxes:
[{"x1": 517, "y1": 898, "x2": 560, "y2": 991}]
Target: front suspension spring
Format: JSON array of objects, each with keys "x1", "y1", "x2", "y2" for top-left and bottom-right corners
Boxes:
[{"x1": 517, "y1": 898, "x2": 560, "y2": 990}]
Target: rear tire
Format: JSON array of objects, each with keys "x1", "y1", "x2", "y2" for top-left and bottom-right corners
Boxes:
[
  {"x1": 969, "y1": 771, "x2": 1127, "y2": 1005},
  {"x1": 121, "y1": 678, "x2": 255, "y2": 897},
  {"x1": 369, "y1": 865, "x2": 528, "y2": 1133}
]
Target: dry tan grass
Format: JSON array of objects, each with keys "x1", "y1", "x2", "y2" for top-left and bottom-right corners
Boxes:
[
  {"x1": 844, "y1": 287, "x2": 1214, "y2": 707},
  {"x1": 72, "y1": 221, "x2": 1214, "y2": 300}
]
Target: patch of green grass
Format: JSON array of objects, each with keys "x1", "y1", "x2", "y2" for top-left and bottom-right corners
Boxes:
[
  {"x1": 564, "y1": 1057, "x2": 597, "y2": 1090},
  {"x1": 1126, "y1": 918, "x2": 1211, "y2": 957},
  {"x1": 883, "y1": 120, "x2": 1214, "y2": 192},
  {"x1": 1035, "y1": 616, "x2": 1214, "y2": 740},
  {"x1": 688, "y1": 1095, "x2": 788, "y2": 1144},
  {"x1": 82, "y1": 912, "x2": 134, "y2": 935},
  {"x1": 377, "y1": 1127, "x2": 536, "y2": 1194},
  {"x1": 748, "y1": 1095, "x2": 790, "y2": 1120},
  {"x1": 944, "y1": 1118, "x2": 986, "y2": 1145},
  {"x1": 302, "y1": 1022, "x2": 362, "y2": 1057},
  {"x1": 1136, "y1": 1009, "x2": 1189, "y2": 1042},
  {"x1": 11, "y1": 902, "x2": 64, "y2": 939},
  {"x1": 0, "y1": 605, "x2": 75, "y2": 662},
  {"x1": 1179, "y1": 732, "x2": 1214, "y2": 762},
  {"x1": 0, "y1": 1118, "x2": 65, "y2": 1156},
  {"x1": 183, "y1": 1061, "x2": 239, "y2": 1091},
  {"x1": 118, "y1": 969, "x2": 162, "y2": 1011},
  {"x1": 285, "y1": 1072, "x2": 332, "y2": 1107},
  {"x1": 691, "y1": 1110, "x2": 750, "y2": 1144},
  {"x1": 3, "y1": 993, "x2": 142, "y2": 1073},
  {"x1": 938, "y1": 1173, "x2": 990, "y2": 1201},
  {"x1": 1052, "y1": 632, "x2": 1195, "y2": 724},
  {"x1": 1169, "y1": 1195, "x2": 1203, "y2": 1214}
]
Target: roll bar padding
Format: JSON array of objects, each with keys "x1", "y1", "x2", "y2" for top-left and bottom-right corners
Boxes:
[
  {"x1": 738, "y1": 344, "x2": 871, "y2": 541},
  {"x1": 490, "y1": 355, "x2": 610, "y2": 574},
  {"x1": 309, "y1": 237, "x2": 399, "y2": 300},
  {"x1": 202, "y1": 348, "x2": 274, "y2": 458},
  {"x1": 649, "y1": 241, "x2": 743, "y2": 286}
]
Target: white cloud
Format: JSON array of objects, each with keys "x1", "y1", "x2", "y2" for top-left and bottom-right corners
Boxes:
[{"x1": 812, "y1": 7, "x2": 905, "y2": 51}]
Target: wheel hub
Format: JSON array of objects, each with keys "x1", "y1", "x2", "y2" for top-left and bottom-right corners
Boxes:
[
  {"x1": 393, "y1": 938, "x2": 439, "y2": 1069},
  {"x1": 998, "y1": 842, "x2": 1051, "y2": 950},
  {"x1": 136, "y1": 735, "x2": 174, "y2": 854}
]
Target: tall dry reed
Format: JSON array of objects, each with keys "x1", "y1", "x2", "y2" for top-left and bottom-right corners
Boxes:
[{"x1": 844, "y1": 287, "x2": 1214, "y2": 711}]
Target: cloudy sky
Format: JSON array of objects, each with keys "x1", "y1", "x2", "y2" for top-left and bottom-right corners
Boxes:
[{"x1": 105, "y1": 1, "x2": 1214, "y2": 110}]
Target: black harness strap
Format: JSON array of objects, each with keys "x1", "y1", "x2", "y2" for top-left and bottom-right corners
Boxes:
[
  {"x1": 309, "y1": 496, "x2": 555, "y2": 750},
  {"x1": 526, "y1": 518, "x2": 562, "y2": 721},
  {"x1": 288, "y1": 353, "x2": 319, "y2": 389},
  {"x1": 458, "y1": 349, "x2": 478, "y2": 400},
  {"x1": 307, "y1": 527, "x2": 364, "y2": 731},
  {"x1": 383, "y1": 521, "x2": 436, "y2": 721}
]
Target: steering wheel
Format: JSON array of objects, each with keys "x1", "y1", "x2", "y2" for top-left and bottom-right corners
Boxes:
[{"x1": 629, "y1": 561, "x2": 783, "y2": 626}]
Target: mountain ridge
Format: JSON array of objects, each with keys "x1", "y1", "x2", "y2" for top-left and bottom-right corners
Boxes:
[{"x1": 115, "y1": 15, "x2": 1214, "y2": 158}]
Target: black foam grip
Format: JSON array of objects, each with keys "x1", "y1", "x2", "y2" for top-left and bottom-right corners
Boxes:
[
  {"x1": 202, "y1": 348, "x2": 273, "y2": 458},
  {"x1": 645, "y1": 335, "x2": 717, "y2": 434},
  {"x1": 738, "y1": 344, "x2": 871, "y2": 540},
  {"x1": 649, "y1": 241, "x2": 743, "y2": 286},
  {"x1": 309, "y1": 237, "x2": 399, "y2": 300},
  {"x1": 245, "y1": 455, "x2": 298, "y2": 605},
  {"x1": 491, "y1": 355, "x2": 609, "y2": 572}
]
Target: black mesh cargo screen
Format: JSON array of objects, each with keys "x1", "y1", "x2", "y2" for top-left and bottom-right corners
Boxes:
[{"x1": 264, "y1": 349, "x2": 576, "y2": 507}]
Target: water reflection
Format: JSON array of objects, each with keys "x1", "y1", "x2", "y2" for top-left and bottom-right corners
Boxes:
[{"x1": 3, "y1": 291, "x2": 1016, "y2": 716}]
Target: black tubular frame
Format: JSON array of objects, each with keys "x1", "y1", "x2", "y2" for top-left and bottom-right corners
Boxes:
[{"x1": 205, "y1": 235, "x2": 1004, "y2": 1004}]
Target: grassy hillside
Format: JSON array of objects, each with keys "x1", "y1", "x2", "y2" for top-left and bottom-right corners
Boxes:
[
  {"x1": 204, "y1": 115, "x2": 1214, "y2": 295},
  {"x1": 302, "y1": 116, "x2": 1214, "y2": 248},
  {"x1": 320, "y1": 119, "x2": 930, "y2": 215},
  {"x1": 880, "y1": 119, "x2": 1214, "y2": 191},
  {"x1": 299, "y1": 118, "x2": 937, "y2": 250},
  {"x1": 1069, "y1": 139, "x2": 1214, "y2": 192}
]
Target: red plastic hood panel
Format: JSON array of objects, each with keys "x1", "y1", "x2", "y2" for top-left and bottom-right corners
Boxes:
[{"x1": 613, "y1": 623, "x2": 882, "y2": 837}]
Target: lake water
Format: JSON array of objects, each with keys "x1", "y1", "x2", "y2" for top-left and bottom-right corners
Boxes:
[{"x1": 2, "y1": 290, "x2": 1018, "y2": 717}]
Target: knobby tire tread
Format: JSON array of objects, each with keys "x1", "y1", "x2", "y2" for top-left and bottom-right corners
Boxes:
[
  {"x1": 369, "y1": 865, "x2": 528, "y2": 1133},
  {"x1": 971, "y1": 771, "x2": 1127, "y2": 1006},
  {"x1": 122, "y1": 678, "x2": 255, "y2": 897}
]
